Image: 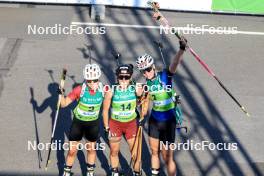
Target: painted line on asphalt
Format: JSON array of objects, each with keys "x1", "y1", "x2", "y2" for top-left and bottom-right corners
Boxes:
[{"x1": 71, "y1": 22, "x2": 264, "y2": 36}]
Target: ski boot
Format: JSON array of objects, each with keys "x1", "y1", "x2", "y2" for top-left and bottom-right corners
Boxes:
[
  {"x1": 111, "y1": 167, "x2": 119, "y2": 176},
  {"x1": 133, "y1": 170, "x2": 142, "y2": 176},
  {"x1": 63, "y1": 166, "x2": 73, "y2": 176},
  {"x1": 151, "y1": 168, "x2": 159, "y2": 176},
  {"x1": 87, "y1": 163, "x2": 95, "y2": 176}
]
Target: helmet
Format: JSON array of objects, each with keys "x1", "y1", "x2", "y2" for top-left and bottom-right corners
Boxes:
[
  {"x1": 116, "y1": 64, "x2": 134, "y2": 76},
  {"x1": 83, "y1": 64, "x2": 101, "y2": 80},
  {"x1": 136, "y1": 54, "x2": 154, "y2": 70}
]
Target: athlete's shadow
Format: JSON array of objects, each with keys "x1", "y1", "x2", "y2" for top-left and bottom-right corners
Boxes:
[
  {"x1": 77, "y1": 44, "x2": 96, "y2": 61},
  {"x1": 30, "y1": 83, "x2": 87, "y2": 176}
]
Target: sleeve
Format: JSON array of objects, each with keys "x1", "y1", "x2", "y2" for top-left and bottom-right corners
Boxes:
[
  {"x1": 159, "y1": 69, "x2": 173, "y2": 86},
  {"x1": 165, "y1": 68, "x2": 173, "y2": 77},
  {"x1": 67, "y1": 85, "x2": 82, "y2": 101}
]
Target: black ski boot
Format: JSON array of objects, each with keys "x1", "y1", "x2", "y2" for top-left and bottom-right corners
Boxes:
[
  {"x1": 87, "y1": 163, "x2": 96, "y2": 176},
  {"x1": 111, "y1": 167, "x2": 119, "y2": 176},
  {"x1": 63, "y1": 166, "x2": 73, "y2": 176}
]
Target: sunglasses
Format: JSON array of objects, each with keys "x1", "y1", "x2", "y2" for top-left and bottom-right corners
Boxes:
[
  {"x1": 87, "y1": 79, "x2": 99, "y2": 83},
  {"x1": 141, "y1": 67, "x2": 153, "y2": 73},
  {"x1": 118, "y1": 75, "x2": 131, "y2": 80}
]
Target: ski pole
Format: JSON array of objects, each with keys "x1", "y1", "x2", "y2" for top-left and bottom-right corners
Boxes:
[
  {"x1": 129, "y1": 94, "x2": 148, "y2": 175},
  {"x1": 45, "y1": 68, "x2": 67, "y2": 170},
  {"x1": 147, "y1": 1, "x2": 250, "y2": 117},
  {"x1": 153, "y1": 41, "x2": 167, "y2": 67}
]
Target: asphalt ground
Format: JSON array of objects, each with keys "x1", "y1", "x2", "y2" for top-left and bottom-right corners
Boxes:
[{"x1": 0, "y1": 4, "x2": 264, "y2": 176}]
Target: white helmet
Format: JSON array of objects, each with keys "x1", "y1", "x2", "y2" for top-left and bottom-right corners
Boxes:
[
  {"x1": 136, "y1": 54, "x2": 154, "y2": 70},
  {"x1": 83, "y1": 64, "x2": 101, "y2": 80}
]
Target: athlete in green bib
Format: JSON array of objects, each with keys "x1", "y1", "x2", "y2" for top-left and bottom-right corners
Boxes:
[
  {"x1": 59, "y1": 63, "x2": 105, "y2": 176},
  {"x1": 103, "y1": 64, "x2": 144, "y2": 176},
  {"x1": 136, "y1": 38, "x2": 187, "y2": 176}
]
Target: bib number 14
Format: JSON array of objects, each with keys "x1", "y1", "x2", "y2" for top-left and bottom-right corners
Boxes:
[{"x1": 121, "y1": 103, "x2": 131, "y2": 111}]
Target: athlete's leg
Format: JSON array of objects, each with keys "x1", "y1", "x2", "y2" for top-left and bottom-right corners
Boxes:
[
  {"x1": 86, "y1": 141, "x2": 97, "y2": 163},
  {"x1": 64, "y1": 118, "x2": 84, "y2": 175},
  {"x1": 109, "y1": 119, "x2": 123, "y2": 174},
  {"x1": 125, "y1": 119, "x2": 141, "y2": 174},
  {"x1": 148, "y1": 116, "x2": 161, "y2": 175},
  {"x1": 85, "y1": 141, "x2": 97, "y2": 176},
  {"x1": 66, "y1": 141, "x2": 81, "y2": 165},
  {"x1": 63, "y1": 141, "x2": 80, "y2": 175},
  {"x1": 83, "y1": 119, "x2": 100, "y2": 175},
  {"x1": 160, "y1": 117, "x2": 177, "y2": 176},
  {"x1": 149, "y1": 137, "x2": 160, "y2": 174},
  {"x1": 161, "y1": 146, "x2": 176, "y2": 176},
  {"x1": 109, "y1": 138, "x2": 122, "y2": 171}
]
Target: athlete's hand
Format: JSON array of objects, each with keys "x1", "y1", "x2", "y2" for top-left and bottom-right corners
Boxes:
[
  {"x1": 104, "y1": 127, "x2": 110, "y2": 140},
  {"x1": 138, "y1": 119, "x2": 144, "y2": 127},
  {"x1": 179, "y1": 37, "x2": 187, "y2": 51},
  {"x1": 153, "y1": 1, "x2": 160, "y2": 9},
  {"x1": 175, "y1": 95, "x2": 181, "y2": 104}
]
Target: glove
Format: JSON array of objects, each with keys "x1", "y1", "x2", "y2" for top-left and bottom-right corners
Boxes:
[
  {"x1": 153, "y1": 2, "x2": 160, "y2": 9},
  {"x1": 175, "y1": 95, "x2": 181, "y2": 104},
  {"x1": 139, "y1": 119, "x2": 144, "y2": 127},
  {"x1": 104, "y1": 127, "x2": 110, "y2": 140},
  {"x1": 179, "y1": 37, "x2": 187, "y2": 51},
  {"x1": 57, "y1": 86, "x2": 65, "y2": 95}
]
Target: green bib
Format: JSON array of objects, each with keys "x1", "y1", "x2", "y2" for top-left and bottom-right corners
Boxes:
[
  {"x1": 111, "y1": 85, "x2": 137, "y2": 122},
  {"x1": 73, "y1": 83, "x2": 104, "y2": 121},
  {"x1": 147, "y1": 75, "x2": 175, "y2": 112}
]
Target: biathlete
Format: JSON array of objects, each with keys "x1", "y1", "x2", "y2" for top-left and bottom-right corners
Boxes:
[
  {"x1": 59, "y1": 63, "x2": 105, "y2": 176},
  {"x1": 103, "y1": 64, "x2": 145, "y2": 176},
  {"x1": 135, "y1": 38, "x2": 187, "y2": 176}
]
